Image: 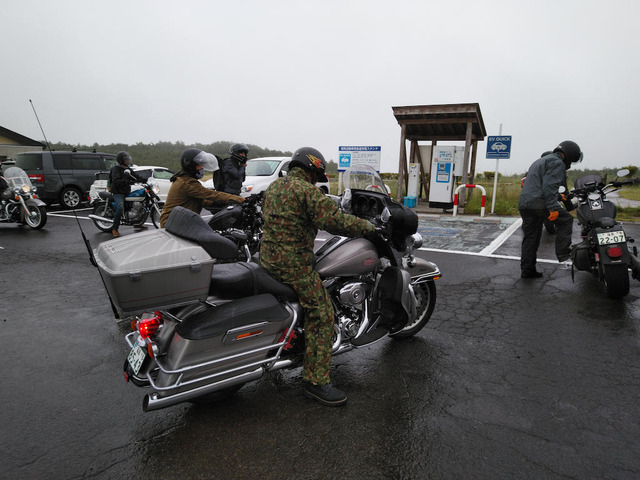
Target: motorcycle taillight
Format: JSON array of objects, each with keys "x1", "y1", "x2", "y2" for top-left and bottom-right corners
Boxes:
[
  {"x1": 136, "y1": 312, "x2": 163, "y2": 339},
  {"x1": 607, "y1": 246, "x2": 624, "y2": 258}
]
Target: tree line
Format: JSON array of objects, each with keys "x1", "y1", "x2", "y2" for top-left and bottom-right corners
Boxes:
[{"x1": 48, "y1": 140, "x2": 340, "y2": 174}]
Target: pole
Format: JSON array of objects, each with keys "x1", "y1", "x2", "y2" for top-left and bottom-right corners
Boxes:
[{"x1": 490, "y1": 123, "x2": 502, "y2": 214}]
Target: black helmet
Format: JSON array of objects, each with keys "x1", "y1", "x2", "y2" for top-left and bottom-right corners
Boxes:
[
  {"x1": 229, "y1": 143, "x2": 249, "y2": 156},
  {"x1": 180, "y1": 148, "x2": 219, "y2": 176},
  {"x1": 553, "y1": 141, "x2": 583, "y2": 168},
  {"x1": 290, "y1": 147, "x2": 329, "y2": 183},
  {"x1": 116, "y1": 151, "x2": 132, "y2": 165}
]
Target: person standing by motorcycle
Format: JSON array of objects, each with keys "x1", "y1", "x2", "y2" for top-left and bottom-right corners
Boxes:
[
  {"x1": 159, "y1": 148, "x2": 244, "y2": 228},
  {"x1": 518, "y1": 141, "x2": 583, "y2": 278},
  {"x1": 108, "y1": 151, "x2": 146, "y2": 238},
  {"x1": 260, "y1": 147, "x2": 376, "y2": 407},
  {"x1": 217, "y1": 143, "x2": 249, "y2": 195}
]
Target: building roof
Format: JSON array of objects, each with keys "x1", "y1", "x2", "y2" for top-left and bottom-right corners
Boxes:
[
  {"x1": 392, "y1": 103, "x2": 487, "y2": 141},
  {"x1": 0, "y1": 126, "x2": 45, "y2": 147}
]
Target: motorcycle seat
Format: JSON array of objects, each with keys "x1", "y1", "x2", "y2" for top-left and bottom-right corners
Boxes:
[
  {"x1": 595, "y1": 217, "x2": 616, "y2": 229},
  {"x1": 209, "y1": 262, "x2": 297, "y2": 302},
  {"x1": 165, "y1": 206, "x2": 238, "y2": 260}
]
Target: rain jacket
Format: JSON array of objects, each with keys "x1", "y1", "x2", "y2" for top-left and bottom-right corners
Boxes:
[
  {"x1": 159, "y1": 175, "x2": 243, "y2": 227},
  {"x1": 518, "y1": 153, "x2": 566, "y2": 212}
]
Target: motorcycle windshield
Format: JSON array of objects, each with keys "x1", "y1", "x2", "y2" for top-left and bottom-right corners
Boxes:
[
  {"x1": 3, "y1": 166, "x2": 34, "y2": 190},
  {"x1": 342, "y1": 165, "x2": 388, "y2": 194}
]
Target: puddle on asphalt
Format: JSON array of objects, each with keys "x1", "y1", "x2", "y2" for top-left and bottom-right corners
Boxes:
[{"x1": 418, "y1": 215, "x2": 519, "y2": 253}]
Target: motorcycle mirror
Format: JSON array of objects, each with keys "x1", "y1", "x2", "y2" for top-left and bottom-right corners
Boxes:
[
  {"x1": 380, "y1": 207, "x2": 391, "y2": 224},
  {"x1": 617, "y1": 168, "x2": 630, "y2": 178},
  {"x1": 341, "y1": 188, "x2": 352, "y2": 213}
]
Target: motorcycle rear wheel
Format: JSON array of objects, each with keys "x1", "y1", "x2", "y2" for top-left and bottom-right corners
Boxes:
[
  {"x1": 24, "y1": 205, "x2": 47, "y2": 229},
  {"x1": 391, "y1": 280, "x2": 437, "y2": 339},
  {"x1": 603, "y1": 264, "x2": 630, "y2": 299},
  {"x1": 92, "y1": 203, "x2": 115, "y2": 232}
]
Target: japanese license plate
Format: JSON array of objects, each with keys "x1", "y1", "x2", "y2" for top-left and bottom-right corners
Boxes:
[
  {"x1": 597, "y1": 230, "x2": 626, "y2": 245},
  {"x1": 127, "y1": 344, "x2": 147, "y2": 375}
]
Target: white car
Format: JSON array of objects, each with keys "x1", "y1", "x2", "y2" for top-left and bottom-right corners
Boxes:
[
  {"x1": 89, "y1": 165, "x2": 174, "y2": 202},
  {"x1": 201, "y1": 156, "x2": 330, "y2": 197}
]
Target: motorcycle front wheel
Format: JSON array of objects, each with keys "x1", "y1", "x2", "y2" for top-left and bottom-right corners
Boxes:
[
  {"x1": 602, "y1": 264, "x2": 630, "y2": 299},
  {"x1": 24, "y1": 205, "x2": 47, "y2": 229},
  {"x1": 92, "y1": 203, "x2": 115, "y2": 232},
  {"x1": 391, "y1": 280, "x2": 437, "y2": 339},
  {"x1": 151, "y1": 202, "x2": 164, "y2": 228}
]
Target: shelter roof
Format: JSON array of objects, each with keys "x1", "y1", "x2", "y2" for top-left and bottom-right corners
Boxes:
[
  {"x1": 392, "y1": 103, "x2": 487, "y2": 142},
  {"x1": 0, "y1": 126, "x2": 44, "y2": 147}
]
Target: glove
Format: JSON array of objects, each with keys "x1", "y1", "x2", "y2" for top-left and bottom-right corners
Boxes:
[{"x1": 548, "y1": 211, "x2": 559, "y2": 222}]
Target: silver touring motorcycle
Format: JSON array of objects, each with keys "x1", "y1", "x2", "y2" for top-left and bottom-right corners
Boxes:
[{"x1": 94, "y1": 165, "x2": 440, "y2": 412}]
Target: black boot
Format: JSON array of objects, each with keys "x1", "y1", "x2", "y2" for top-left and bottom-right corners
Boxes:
[{"x1": 304, "y1": 382, "x2": 347, "y2": 407}]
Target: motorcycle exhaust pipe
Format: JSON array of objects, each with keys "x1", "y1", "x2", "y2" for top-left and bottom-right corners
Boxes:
[
  {"x1": 88, "y1": 214, "x2": 113, "y2": 223},
  {"x1": 142, "y1": 367, "x2": 263, "y2": 412}
]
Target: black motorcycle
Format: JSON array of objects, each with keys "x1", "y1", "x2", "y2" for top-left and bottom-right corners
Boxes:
[
  {"x1": 0, "y1": 164, "x2": 47, "y2": 229},
  {"x1": 207, "y1": 194, "x2": 263, "y2": 261},
  {"x1": 89, "y1": 182, "x2": 164, "y2": 231},
  {"x1": 569, "y1": 168, "x2": 640, "y2": 299}
]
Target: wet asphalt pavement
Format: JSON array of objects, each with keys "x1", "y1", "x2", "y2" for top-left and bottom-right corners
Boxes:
[{"x1": 2, "y1": 209, "x2": 640, "y2": 479}]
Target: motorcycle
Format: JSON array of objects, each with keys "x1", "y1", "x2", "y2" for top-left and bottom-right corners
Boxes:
[
  {"x1": 93, "y1": 165, "x2": 440, "y2": 412},
  {"x1": 568, "y1": 168, "x2": 640, "y2": 299},
  {"x1": 206, "y1": 193, "x2": 263, "y2": 261},
  {"x1": 0, "y1": 164, "x2": 47, "y2": 229},
  {"x1": 89, "y1": 175, "x2": 164, "y2": 231}
]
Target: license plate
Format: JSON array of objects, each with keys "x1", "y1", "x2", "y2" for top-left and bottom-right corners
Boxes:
[
  {"x1": 597, "y1": 230, "x2": 626, "y2": 245},
  {"x1": 127, "y1": 344, "x2": 147, "y2": 375}
]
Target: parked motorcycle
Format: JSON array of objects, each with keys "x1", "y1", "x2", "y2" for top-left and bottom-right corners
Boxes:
[
  {"x1": 568, "y1": 168, "x2": 640, "y2": 299},
  {"x1": 89, "y1": 179, "x2": 164, "y2": 231},
  {"x1": 0, "y1": 164, "x2": 47, "y2": 229},
  {"x1": 94, "y1": 165, "x2": 440, "y2": 411},
  {"x1": 207, "y1": 193, "x2": 263, "y2": 261}
]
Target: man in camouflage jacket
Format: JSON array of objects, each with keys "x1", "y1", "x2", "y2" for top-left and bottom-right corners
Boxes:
[{"x1": 260, "y1": 147, "x2": 375, "y2": 407}]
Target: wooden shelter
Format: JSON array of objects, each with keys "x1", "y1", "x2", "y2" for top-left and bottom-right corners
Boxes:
[
  {"x1": 0, "y1": 126, "x2": 44, "y2": 162},
  {"x1": 392, "y1": 103, "x2": 486, "y2": 205}
]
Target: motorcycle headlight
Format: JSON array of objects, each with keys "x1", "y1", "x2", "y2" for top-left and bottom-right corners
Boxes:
[
  {"x1": 151, "y1": 184, "x2": 160, "y2": 195},
  {"x1": 21, "y1": 184, "x2": 32, "y2": 194}
]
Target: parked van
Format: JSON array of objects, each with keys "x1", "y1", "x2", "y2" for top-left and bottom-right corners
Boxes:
[{"x1": 11, "y1": 150, "x2": 117, "y2": 209}]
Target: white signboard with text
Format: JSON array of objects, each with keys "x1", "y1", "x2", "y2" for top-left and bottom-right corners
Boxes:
[{"x1": 338, "y1": 146, "x2": 381, "y2": 172}]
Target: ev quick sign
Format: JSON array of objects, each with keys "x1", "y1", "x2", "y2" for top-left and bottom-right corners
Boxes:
[
  {"x1": 486, "y1": 136, "x2": 512, "y2": 159},
  {"x1": 338, "y1": 146, "x2": 381, "y2": 171}
]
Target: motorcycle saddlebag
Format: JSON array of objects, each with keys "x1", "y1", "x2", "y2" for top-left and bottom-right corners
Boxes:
[
  {"x1": 94, "y1": 229, "x2": 215, "y2": 315},
  {"x1": 154, "y1": 294, "x2": 293, "y2": 391},
  {"x1": 570, "y1": 240, "x2": 591, "y2": 271}
]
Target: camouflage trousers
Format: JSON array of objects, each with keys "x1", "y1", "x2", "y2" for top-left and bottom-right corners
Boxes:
[{"x1": 261, "y1": 250, "x2": 334, "y2": 385}]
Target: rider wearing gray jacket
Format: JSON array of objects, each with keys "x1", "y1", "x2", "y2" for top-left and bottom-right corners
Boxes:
[{"x1": 518, "y1": 141, "x2": 583, "y2": 278}]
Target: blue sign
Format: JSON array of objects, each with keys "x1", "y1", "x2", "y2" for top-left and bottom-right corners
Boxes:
[
  {"x1": 339, "y1": 153, "x2": 351, "y2": 170},
  {"x1": 486, "y1": 136, "x2": 512, "y2": 159}
]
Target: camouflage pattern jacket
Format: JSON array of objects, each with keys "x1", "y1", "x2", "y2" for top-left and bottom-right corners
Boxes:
[{"x1": 260, "y1": 168, "x2": 375, "y2": 269}]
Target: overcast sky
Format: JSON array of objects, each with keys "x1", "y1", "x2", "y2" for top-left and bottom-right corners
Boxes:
[{"x1": 2, "y1": 0, "x2": 638, "y2": 175}]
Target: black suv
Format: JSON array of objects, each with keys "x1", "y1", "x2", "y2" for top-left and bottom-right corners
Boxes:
[{"x1": 11, "y1": 150, "x2": 117, "y2": 209}]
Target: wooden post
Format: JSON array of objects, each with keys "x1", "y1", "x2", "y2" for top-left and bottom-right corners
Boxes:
[
  {"x1": 396, "y1": 125, "x2": 407, "y2": 203},
  {"x1": 469, "y1": 140, "x2": 478, "y2": 184},
  {"x1": 459, "y1": 122, "x2": 473, "y2": 207}
]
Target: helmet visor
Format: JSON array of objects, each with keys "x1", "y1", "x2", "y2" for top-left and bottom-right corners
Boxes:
[{"x1": 194, "y1": 151, "x2": 219, "y2": 171}]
